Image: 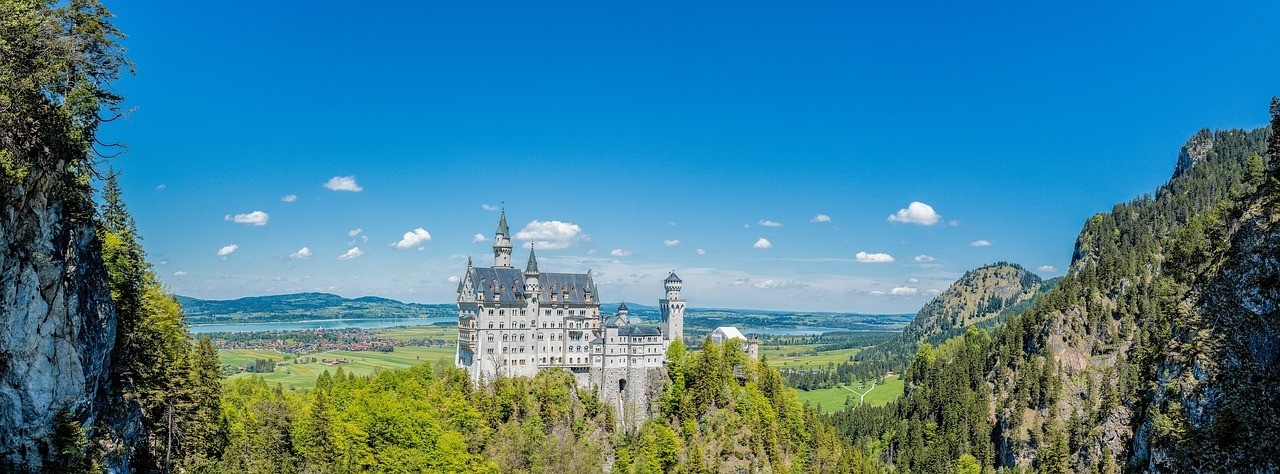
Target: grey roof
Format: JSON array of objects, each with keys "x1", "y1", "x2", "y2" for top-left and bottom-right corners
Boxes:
[
  {"x1": 618, "y1": 301, "x2": 628, "y2": 312},
  {"x1": 466, "y1": 266, "x2": 597, "y2": 304},
  {"x1": 617, "y1": 325, "x2": 662, "y2": 337},
  {"x1": 468, "y1": 267, "x2": 526, "y2": 301},
  {"x1": 665, "y1": 272, "x2": 682, "y2": 283}
]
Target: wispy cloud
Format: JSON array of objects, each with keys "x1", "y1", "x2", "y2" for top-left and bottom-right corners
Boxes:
[
  {"x1": 753, "y1": 279, "x2": 806, "y2": 289},
  {"x1": 347, "y1": 228, "x2": 363, "y2": 237},
  {"x1": 971, "y1": 240, "x2": 992, "y2": 247},
  {"x1": 225, "y1": 210, "x2": 269, "y2": 226},
  {"x1": 758, "y1": 219, "x2": 783, "y2": 227},
  {"x1": 855, "y1": 251, "x2": 895, "y2": 263},
  {"x1": 392, "y1": 228, "x2": 432, "y2": 249},
  {"x1": 1037, "y1": 265, "x2": 1057, "y2": 273},
  {"x1": 611, "y1": 249, "x2": 633, "y2": 257},
  {"x1": 914, "y1": 254, "x2": 936, "y2": 263},
  {"x1": 217, "y1": 244, "x2": 238, "y2": 260},
  {"x1": 281, "y1": 194, "x2": 297, "y2": 203},
  {"x1": 696, "y1": 248, "x2": 706, "y2": 255},
  {"x1": 290, "y1": 247, "x2": 313, "y2": 260},
  {"x1": 663, "y1": 239, "x2": 681, "y2": 247},
  {"x1": 338, "y1": 247, "x2": 365, "y2": 260},
  {"x1": 155, "y1": 184, "x2": 166, "y2": 191},
  {"x1": 811, "y1": 214, "x2": 831, "y2": 223},
  {"x1": 173, "y1": 271, "x2": 187, "y2": 276},
  {"x1": 888, "y1": 201, "x2": 941, "y2": 226},
  {"x1": 448, "y1": 275, "x2": 461, "y2": 283},
  {"x1": 324, "y1": 175, "x2": 363, "y2": 192},
  {"x1": 753, "y1": 238, "x2": 772, "y2": 249},
  {"x1": 889, "y1": 286, "x2": 918, "y2": 295},
  {"x1": 472, "y1": 233, "x2": 487, "y2": 243},
  {"x1": 482, "y1": 204, "x2": 500, "y2": 211},
  {"x1": 514, "y1": 220, "x2": 588, "y2": 249}
]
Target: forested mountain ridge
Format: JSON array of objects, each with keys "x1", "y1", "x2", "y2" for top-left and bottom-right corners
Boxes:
[
  {"x1": 177, "y1": 292, "x2": 457, "y2": 323},
  {"x1": 829, "y1": 108, "x2": 1279, "y2": 473},
  {"x1": 853, "y1": 262, "x2": 1048, "y2": 373}
]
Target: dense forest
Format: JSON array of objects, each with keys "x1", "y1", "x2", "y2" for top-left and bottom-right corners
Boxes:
[{"x1": 828, "y1": 107, "x2": 1280, "y2": 472}]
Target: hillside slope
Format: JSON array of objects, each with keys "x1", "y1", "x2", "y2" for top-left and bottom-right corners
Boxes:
[{"x1": 853, "y1": 262, "x2": 1047, "y2": 372}]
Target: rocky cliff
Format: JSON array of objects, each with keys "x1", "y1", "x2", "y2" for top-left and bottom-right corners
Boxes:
[{"x1": 0, "y1": 174, "x2": 127, "y2": 470}]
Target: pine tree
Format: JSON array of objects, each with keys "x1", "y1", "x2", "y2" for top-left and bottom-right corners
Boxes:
[
  {"x1": 1269, "y1": 97, "x2": 1280, "y2": 181},
  {"x1": 182, "y1": 336, "x2": 227, "y2": 468}
]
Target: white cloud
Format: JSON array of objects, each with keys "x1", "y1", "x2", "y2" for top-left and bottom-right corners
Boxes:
[
  {"x1": 347, "y1": 228, "x2": 363, "y2": 237},
  {"x1": 908, "y1": 278, "x2": 919, "y2": 283},
  {"x1": 482, "y1": 204, "x2": 499, "y2": 211},
  {"x1": 514, "y1": 220, "x2": 587, "y2": 250},
  {"x1": 472, "y1": 233, "x2": 487, "y2": 243},
  {"x1": 290, "y1": 247, "x2": 313, "y2": 260},
  {"x1": 971, "y1": 240, "x2": 993, "y2": 247},
  {"x1": 393, "y1": 228, "x2": 432, "y2": 249},
  {"x1": 1037, "y1": 265, "x2": 1058, "y2": 273},
  {"x1": 869, "y1": 290, "x2": 886, "y2": 296},
  {"x1": 338, "y1": 247, "x2": 364, "y2": 260},
  {"x1": 281, "y1": 194, "x2": 297, "y2": 203},
  {"x1": 696, "y1": 248, "x2": 706, "y2": 255},
  {"x1": 855, "y1": 251, "x2": 895, "y2": 263},
  {"x1": 758, "y1": 219, "x2": 783, "y2": 227},
  {"x1": 663, "y1": 239, "x2": 681, "y2": 247},
  {"x1": 890, "y1": 286, "x2": 919, "y2": 296},
  {"x1": 753, "y1": 238, "x2": 772, "y2": 249},
  {"x1": 173, "y1": 271, "x2": 187, "y2": 276},
  {"x1": 217, "y1": 244, "x2": 238, "y2": 259},
  {"x1": 324, "y1": 175, "x2": 363, "y2": 192},
  {"x1": 888, "y1": 201, "x2": 942, "y2": 226},
  {"x1": 225, "y1": 210, "x2": 269, "y2": 226},
  {"x1": 743, "y1": 224, "x2": 751, "y2": 229},
  {"x1": 611, "y1": 249, "x2": 633, "y2": 257},
  {"x1": 914, "y1": 254, "x2": 936, "y2": 263},
  {"x1": 448, "y1": 275, "x2": 461, "y2": 283},
  {"x1": 732, "y1": 278, "x2": 749, "y2": 286},
  {"x1": 927, "y1": 288, "x2": 943, "y2": 294},
  {"x1": 811, "y1": 214, "x2": 831, "y2": 223},
  {"x1": 155, "y1": 184, "x2": 166, "y2": 191},
  {"x1": 754, "y1": 279, "x2": 806, "y2": 289}
]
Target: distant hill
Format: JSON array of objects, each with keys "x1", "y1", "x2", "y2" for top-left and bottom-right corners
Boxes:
[
  {"x1": 177, "y1": 292, "x2": 457, "y2": 324},
  {"x1": 852, "y1": 262, "x2": 1053, "y2": 372}
]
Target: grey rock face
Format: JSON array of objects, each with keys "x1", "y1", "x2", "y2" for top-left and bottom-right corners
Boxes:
[{"x1": 0, "y1": 178, "x2": 123, "y2": 471}]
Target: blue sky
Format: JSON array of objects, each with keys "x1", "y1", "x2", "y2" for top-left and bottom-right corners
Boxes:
[{"x1": 99, "y1": 1, "x2": 1279, "y2": 312}]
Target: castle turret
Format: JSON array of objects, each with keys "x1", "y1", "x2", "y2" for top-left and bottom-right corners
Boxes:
[
  {"x1": 659, "y1": 272, "x2": 684, "y2": 345},
  {"x1": 524, "y1": 247, "x2": 540, "y2": 295},
  {"x1": 493, "y1": 207, "x2": 513, "y2": 267}
]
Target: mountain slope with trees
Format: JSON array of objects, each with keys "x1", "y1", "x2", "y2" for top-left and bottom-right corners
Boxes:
[{"x1": 829, "y1": 103, "x2": 1279, "y2": 473}]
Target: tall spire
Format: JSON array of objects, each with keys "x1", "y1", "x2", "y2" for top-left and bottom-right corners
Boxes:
[
  {"x1": 496, "y1": 204, "x2": 510, "y2": 236},
  {"x1": 525, "y1": 245, "x2": 539, "y2": 274}
]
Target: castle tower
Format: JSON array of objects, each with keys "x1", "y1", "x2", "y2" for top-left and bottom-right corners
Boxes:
[
  {"x1": 524, "y1": 247, "x2": 540, "y2": 296},
  {"x1": 493, "y1": 207, "x2": 513, "y2": 268},
  {"x1": 659, "y1": 272, "x2": 684, "y2": 345}
]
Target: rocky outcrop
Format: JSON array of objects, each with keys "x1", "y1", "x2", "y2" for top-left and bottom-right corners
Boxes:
[
  {"x1": 0, "y1": 175, "x2": 123, "y2": 470},
  {"x1": 1143, "y1": 191, "x2": 1280, "y2": 472}
]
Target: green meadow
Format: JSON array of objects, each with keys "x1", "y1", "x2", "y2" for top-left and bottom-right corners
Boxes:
[{"x1": 794, "y1": 375, "x2": 905, "y2": 413}]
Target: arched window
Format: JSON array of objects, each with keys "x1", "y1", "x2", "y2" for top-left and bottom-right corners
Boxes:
[
  {"x1": 502, "y1": 334, "x2": 508, "y2": 342},
  {"x1": 488, "y1": 322, "x2": 494, "y2": 329},
  {"x1": 487, "y1": 334, "x2": 495, "y2": 342},
  {"x1": 519, "y1": 334, "x2": 526, "y2": 342},
  {"x1": 499, "y1": 322, "x2": 505, "y2": 329}
]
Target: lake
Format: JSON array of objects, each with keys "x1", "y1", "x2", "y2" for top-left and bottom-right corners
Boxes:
[
  {"x1": 188, "y1": 317, "x2": 454, "y2": 334},
  {"x1": 740, "y1": 326, "x2": 852, "y2": 336}
]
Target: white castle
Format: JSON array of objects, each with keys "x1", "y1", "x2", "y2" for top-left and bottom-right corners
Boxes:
[{"x1": 455, "y1": 210, "x2": 684, "y2": 415}]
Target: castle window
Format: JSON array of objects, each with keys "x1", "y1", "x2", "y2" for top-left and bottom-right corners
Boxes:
[
  {"x1": 502, "y1": 334, "x2": 508, "y2": 342},
  {"x1": 499, "y1": 309, "x2": 504, "y2": 316},
  {"x1": 488, "y1": 322, "x2": 493, "y2": 329},
  {"x1": 487, "y1": 334, "x2": 495, "y2": 342},
  {"x1": 487, "y1": 348, "x2": 494, "y2": 354},
  {"x1": 499, "y1": 322, "x2": 505, "y2": 329},
  {"x1": 502, "y1": 347, "x2": 508, "y2": 354},
  {"x1": 520, "y1": 334, "x2": 526, "y2": 342}
]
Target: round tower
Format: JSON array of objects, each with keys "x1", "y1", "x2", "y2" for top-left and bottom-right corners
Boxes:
[
  {"x1": 660, "y1": 272, "x2": 684, "y2": 345},
  {"x1": 493, "y1": 207, "x2": 513, "y2": 268}
]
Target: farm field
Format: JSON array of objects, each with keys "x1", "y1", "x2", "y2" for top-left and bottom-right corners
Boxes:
[
  {"x1": 794, "y1": 375, "x2": 904, "y2": 413},
  {"x1": 761, "y1": 345, "x2": 861, "y2": 370},
  {"x1": 220, "y1": 346, "x2": 455, "y2": 390}
]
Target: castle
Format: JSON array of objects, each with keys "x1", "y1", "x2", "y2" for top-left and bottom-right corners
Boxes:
[{"x1": 455, "y1": 210, "x2": 684, "y2": 419}]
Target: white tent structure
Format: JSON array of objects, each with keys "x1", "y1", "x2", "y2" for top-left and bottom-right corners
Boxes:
[{"x1": 710, "y1": 326, "x2": 747, "y2": 344}]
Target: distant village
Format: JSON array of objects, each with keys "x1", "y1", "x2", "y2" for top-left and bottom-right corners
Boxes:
[{"x1": 206, "y1": 327, "x2": 450, "y2": 354}]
